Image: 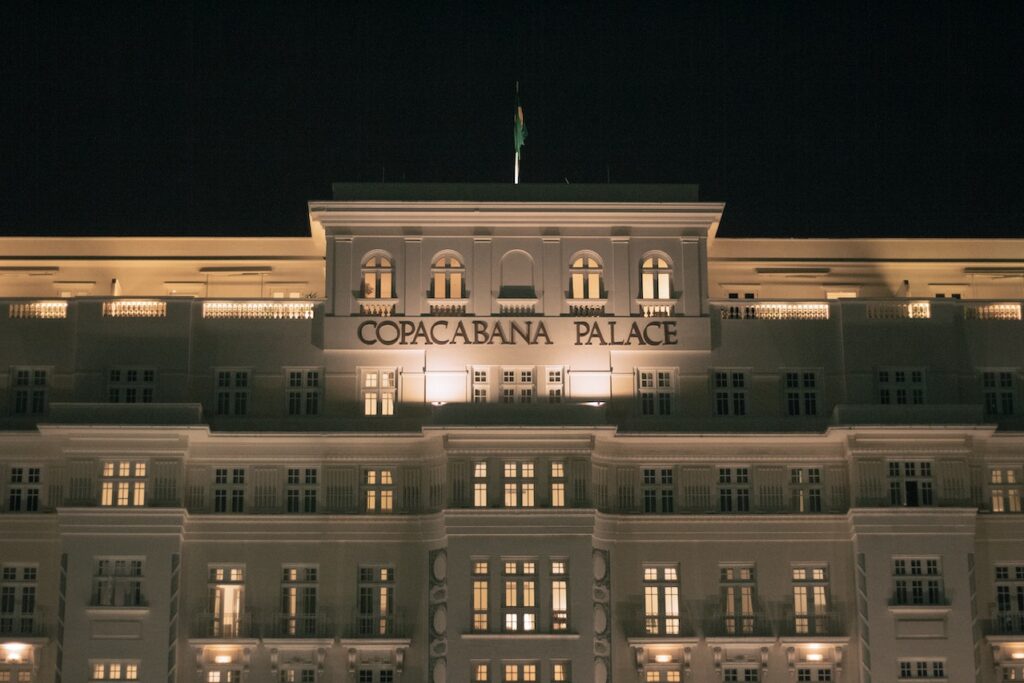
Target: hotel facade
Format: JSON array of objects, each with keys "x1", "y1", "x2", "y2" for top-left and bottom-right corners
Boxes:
[{"x1": 2, "y1": 183, "x2": 1024, "y2": 683}]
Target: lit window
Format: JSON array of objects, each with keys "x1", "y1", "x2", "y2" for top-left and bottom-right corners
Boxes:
[
  {"x1": 790, "y1": 468, "x2": 823, "y2": 513},
  {"x1": 108, "y1": 367, "x2": 155, "y2": 404},
  {"x1": 364, "y1": 469, "x2": 395, "y2": 513},
  {"x1": 214, "y1": 369, "x2": 249, "y2": 416},
  {"x1": 100, "y1": 461, "x2": 146, "y2": 507},
  {"x1": 473, "y1": 462, "x2": 488, "y2": 508},
  {"x1": 362, "y1": 368, "x2": 396, "y2": 416},
  {"x1": 92, "y1": 558, "x2": 144, "y2": 607},
  {"x1": 208, "y1": 565, "x2": 245, "y2": 637},
  {"x1": 473, "y1": 664, "x2": 490, "y2": 682},
  {"x1": 362, "y1": 254, "x2": 395, "y2": 299},
  {"x1": 550, "y1": 462, "x2": 565, "y2": 508},
  {"x1": 640, "y1": 256, "x2": 672, "y2": 300},
  {"x1": 570, "y1": 255, "x2": 603, "y2": 300},
  {"x1": 503, "y1": 462, "x2": 535, "y2": 507},
  {"x1": 357, "y1": 566, "x2": 394, "y2": 635},
  {"x1": 721, "y1": 565, "x2": 757, "y2": 635},
  {"x1": 551, "y1": 560, "x2": 569, "y2": 630},
  {"x1": 432, "y1": 255, "x2": 465, "y2": 299},
  {"x1": 990, "y1": 468, "x2": 1022, "y2": 513},
  {"x1": 643, "y1": 564, "x2": 679, "y2": 634},
  {"x1": 472, "y1": 560, "x2": 489, "y2": 631},
  {"x1": 502, "y1": 560, "x2": 536, "y2": 631},
  {"x1": 472, "y1": 368, "x2": 489, "y2": 403},
  {"x1": 792, "y1": 566, "x2": 829, "y2": 635},
  {"x1": 286, "y1": 369, "x2": 322, "y2": 416}
]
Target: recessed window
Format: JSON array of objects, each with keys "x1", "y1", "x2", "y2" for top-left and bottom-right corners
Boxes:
[
  {"x1": 364, "y1": 469, "x2": 394, "y2": 513},
  {"x1": 638, "y1": 369, "x2": 672, "y2": 416},
  {"x1": 100, "y1": 461, "x2": 146, "y2": 507},
  {"x1": 362, "y1": 368, "x2": 396, "y2": 416},
  {"x1": 714, "y1": 371, "x2": 747, "y2": 416},
  {"x1": 108, "y1": 368, "x2": 155, "y2": 403},
  {"x1": 790, "y1": 468, "x2": 822, "y2": 513},
  {"x1": 642, "y1": 468, "x2": 674, "y2": 513},
  {"x1": 991, "y1": 468, "x2": 1022, "y2": 513},
  {"x1": 7, "y1": 467, "x2": 41, "y2": 513},
  {"x1": 501, "y1": 560, "x2": 536, "y2": 631},
  {"x1": 641, "y1": 256, "x2": 671, "y2": 300},
  {"x1": 503, "y1": 462, "x2": 535, "y2": 507},
  {"x1": 983, "y1": 370, "x2": 1016, "y2": 415},
  {"x1": 570, "y1": 255, "x2": 603, "y2": 299},
  {"x1": 92, "y1": 558, "x2": 144, "y2": 607},
  {"x1": 718, "y1": 468, "x2": 750, "y2": 513},
  {"x1": 878, "y1": 368, "x2": 925, "y2": 405},
  {"x1": 720, "y1": 565, "x2": 757, "y2": 634},
  {"x1": 792, "y1": 566, "x2": 829, "y2": 635},
  {"x1": 214, "y1": 369, "x2": 249, "y2": 416},
  {"x1": 361, "y1": 254, "x2": 394, "y2": 299},
  {"x1": 431, "y1": 255, "x2": 465, "y2": 299},
  {"x1": 10, "y1": 367, "x2": 48, "y2": 415},
  {"x1": 286, "y1": 369, "x2": 322, "y2": 416},
  {"x1": 784, "y1": 370, "x2": 818, "y2": 416},
  {"x1": 893, "y1": 557, "x2": 943, "y2": 606},
  {"x1": 889, "y1": 461, "x2": 933, "y2": 507},
  {"x1": 642, "y1": 564, "x2": 679, "y2": 634},
  {"x1": 286, "y1": 468, "x2": 317, "y2": 514}
]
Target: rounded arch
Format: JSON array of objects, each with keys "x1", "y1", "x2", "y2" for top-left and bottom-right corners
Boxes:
[
  {"x1": 639, "y1": 250, "x2": 674, "y2": 300},
  {"x1": 430, "y1": 250, "x2": 466, "y2": 299},
  {"x1": 569, "y1": 250, "x2": 604, "y2": 300},
  {"x1": 499, "y1": 249, "x2": 536, "y2": 298},
  {"x1": 360, "y1": 250, "x2": 395, "y2": 299}
]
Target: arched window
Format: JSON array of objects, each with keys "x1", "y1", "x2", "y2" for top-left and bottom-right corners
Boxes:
[
  {"x1": 641, "y1": 256, "x2": 672, "y2": 300},
  {"x1": 432, "y1": 255, "x2": 464, "y2": 299},
  {"x1": 570, "y1": 255, "x2": 603, "y2": 300},
  {"x1": 361, "y1": 255, "x2": 394, "y2": 299}
]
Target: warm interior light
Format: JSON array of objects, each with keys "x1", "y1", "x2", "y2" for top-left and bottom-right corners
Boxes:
[
  {"x1": 214, "y1": 655, "x2": 232, "y2": 664},
  {"x1": 1, "y1": 643, "x2": 28, "y2": 663},
  {"x1": 431, "y1": 401, "x2": 447, "y2": 407},
  {"x1": 806, "y1": 653, "x2": 824, "y2": 662},
  {"x1": 583, "y1": 401, "x2": 606, "y2": 407},
  {"x1": 654, "y1": 654, "x2": 672, "y2": 663},
  {"x1": 1013, "y1": 652, "x2": 1024, "y2": 660}
]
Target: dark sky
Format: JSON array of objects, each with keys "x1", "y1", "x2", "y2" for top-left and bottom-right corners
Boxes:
[{"x1": 2, "y1": 2, "x2": 1023, "y2": 238}]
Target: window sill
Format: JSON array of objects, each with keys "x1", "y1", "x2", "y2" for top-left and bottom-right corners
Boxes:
[
  {"x1": 462, "y1": 632, "x2": 580, "y2": 640},
  {"x1": 887, "y1": 604, "x2": 952, "y2": 616},
  {"x1": 86, "y1": 605, "x2": 151, "y2": 617}
]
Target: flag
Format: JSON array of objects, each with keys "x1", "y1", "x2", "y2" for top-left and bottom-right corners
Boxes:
[{"x1": 514, "y1": 86, "x2": 527, "y2": 154}]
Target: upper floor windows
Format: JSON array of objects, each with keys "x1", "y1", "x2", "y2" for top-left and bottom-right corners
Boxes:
[
  {"x1": 92, "y1": 558, "x2": 144, "y2": 607},
  {"x1": 893, "y1": 557, "x2": 943, "y2": 606},
  {"x1": 569, "y1": 255, "x2": 603, "y2": 300},
  {"x1": 108, "y1": 368, "x2": 154, "y2": 404},
  {"x1": 10, "y1": 367, "x2": 48, "y2": 415},
  {"x1": 90, "y1": 662, "x2": 139, "y2": 681},
  {"x1": 643, "y1": 565, "x2": 680, "y2": 635},
  {"x1": 362, "y1": 368, "x2": 396, "y2": 416},
  {"x1": 431, "y1": 255, "x2": 465, "y2": 300},
  {"x1": 364, "y1": 469, "x2": 395, "y2": 513},
  {"x1": 7, "y1": 467, "x2": 41, "y2": 513},
  {"x1": 714, "y1": 371, "x2": 747, "y2": 416},
  {"x1": 983, "y1": 370, "x2": 1016, "y2": 415},
  {"x1": 101, "y1": 461, "x2": 146, "y2": 507},
  {"x1": 991, "y1": 468, "x2": 1023, "y2": 513},
  {"x1": 784, "y1": 371, "x2": 818, "y2": 416},
  {"x1": 878, "y1": 368, "x2": 925, "y2": 405},
  {"x1": 215, "y1": 370, "x2": 249, "y2": 416},
  {"x1": 638, "y1": 370, "x2": 672, "y2": 416},
  {"x1": 286, "y1": 369, "x2": 322, "y2": 416},
  {"x1": 640, "y1": 256, "x2": 672, "y2": 300},
  {"x1": 642, "y1": 468, "x2": 674, "y2": 513},
  {"x1": 889, "y1": 461, "x2": 933, "y2": 507},
  {"x1": 361, "y1": 255, "x2": 394, "y2": 300}
]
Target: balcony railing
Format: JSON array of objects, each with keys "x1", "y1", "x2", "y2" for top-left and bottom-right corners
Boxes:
[
  {"x1": 777, "y1": 609, "x2": 845, "y2": 637},
  {"x1": 263, "y1": 611, "x2": 335, "y2": 639},
  {"x1": 102, "y1": 299, "x2": 167, "y2": 318},
  {"x1": 965, "y1": 302, "x2": 1022, "y2": 320},
  {"x1": 888, "y1": 592, "x2": 949, "y2": 607},
  {"x1": 719, "y1": 302, "x2": 830, "y2": 320},
  {"x1": 567, "y1": 298, "x2": 606, "y2": 316},
  {"x1": 865, "y1": 301, "x2": 931, "y2": 319},
  {"x1": 705, "y1": 612, "x2": 774, "y2": 638},
  {"x1": 497, "y1": 299, "x2": 537, "y2": 316},
  {"x1": 989, "y1": 610, "x2": 1024, "y2": 635},
  {"x1": 8, "y1": 300, "x2": 68, "y2": 319},
  {"x1": 343, "y1": 609, "x2": 408, "y2": 639},
  {"x1": 637, "y1": 299, "x2": 674, "y2": 317},
  {"x1": 358, "y1": 299, "x2": 397, "y2": 316},
  {"x1": 0, "y1": 609, "x2": 46, "y2": 637},
  {"x1": 191, "y1": 612, "x2": 256, "y2": 639},
  {"x1": 201, "y1": 301, "x2": 316, "y2": 320}
]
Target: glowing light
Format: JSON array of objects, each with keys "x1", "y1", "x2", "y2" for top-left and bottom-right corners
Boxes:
[
  {"x1": 1, "y1": 642, "x2": 29, "y2": 663},
  {"x1": 8, "y1": 300, "x2": 68, "y2": 319},
  {"x1": 431, "y1": 401, "x2": 447, "y2": 407},
  {"x1": 654, "y1": 654, "x2": 672, "y2": 664},
  {"x1": 806, "y1": 653, "x2": 824, "y2": 662},
  {"x1": 102, "y1": 300, "x2": 167, "y2": 318},
  {"x1": 202, "y1": 301, "x2": 315, "y2": 320},
  {"x1": 213, "y1": 655, "x2": 233, "y2": 664},
  {"x1": 1013, "y1": 652, "x2": 1024, "y2": 660},
  {"x1": 582, "y1": 401, "x2": 606, "y2": 407}
]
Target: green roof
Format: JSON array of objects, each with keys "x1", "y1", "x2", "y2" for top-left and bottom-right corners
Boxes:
[{"x1": 331, "y1": 183, "x2": 699, "y2": 203}]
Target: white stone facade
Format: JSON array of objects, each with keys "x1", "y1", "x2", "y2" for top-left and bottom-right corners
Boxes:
[{"x1": 1, "y1": 184, "x2": 1024, "y2": 683}]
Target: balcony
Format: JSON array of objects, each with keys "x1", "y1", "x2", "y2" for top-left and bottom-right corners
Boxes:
[
  {"x1": 888, "y1": 593, "x2": 949, "y2": 608},
  {"x1": 777, "y1": 610, "x2": 845, "y2": 638},
  {"x1": 704, "y1": 612, "x2": 774, "y2": 638},
  {"x1": 865, "y1": 301, "x2": 931, "y2": 319},
  {"x1": 497, "y1": 298, "x2": 537, "y2": 316},
  {"x1": 102, "y1": 299, "x2": 167, "y2": 318},
  {"x1": 8, "y1": 300, "x2": 67, "y2": 319},
  {"x1": 191, "y1": 612, "x2": 256, "y2": 639},
  {"x1": 717, "y1": 301, "x2": 830, "y2": 320},
  {"x1": 262, "y1": 611, "x2": 336, "y2": 639},
  {"x1": 965, "y1": 302, "x2": 1022, "y2": 320},
  {"x1": 637, "y1": 299, "x2": 674, "y2": 317},
  {"x1": 201, "y1": 300, "x2": 316, "y2": 320},
  {"x1": 427, "y1": 298, "x2": 468, "y2": 315},
  {"x1": 567, "y1": 298, "x2": 606, "y2": 316},
  {"x1": 989, "y1": 610, "x2": 1024, "y2": 636},
  {"x1": 358, "y1": 299, "x2": 397, "y2": 316},
  {"x1": 0, "y1": 609, "x2": 46, "y2": 638},
  {"x1": 342, "y1": 609, "x2": 408, "y2": 639}
]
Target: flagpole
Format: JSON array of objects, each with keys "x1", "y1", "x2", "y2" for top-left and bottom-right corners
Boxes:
[{"x1": 515, "y1": 152, "x2": 520, "y2": 185}]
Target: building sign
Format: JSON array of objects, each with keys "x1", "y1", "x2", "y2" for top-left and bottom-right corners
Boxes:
[{"x1": 355, "y1": 318, "x2": 680, "y2": 346}]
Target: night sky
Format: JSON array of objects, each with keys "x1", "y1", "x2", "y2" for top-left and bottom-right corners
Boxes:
[{"x1": 2, "y1": 2, "x2": 1023, "y2": 238}]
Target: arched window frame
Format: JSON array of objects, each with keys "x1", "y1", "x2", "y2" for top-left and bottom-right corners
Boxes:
[
  {"x1": 430, "y1": 253, "x2": 466, "y2": 300},
  {"x1": 360, "y1": 253, "x2": 395, "y2": 300},
  {"x1": 569, "y1": 253, "x2": 604, "y2": 300},
  {"x1": 640, "y1": 253, "x2": 673, "y2": 301}
]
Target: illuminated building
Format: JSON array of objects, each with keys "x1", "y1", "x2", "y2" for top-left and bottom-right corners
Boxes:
[{"x1": 2, "y1": 183, "x2": 1024, "y2": 682}]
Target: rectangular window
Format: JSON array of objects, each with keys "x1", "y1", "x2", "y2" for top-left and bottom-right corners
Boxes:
[
  {"x1": 718, "y1": 467, "x2": 751, "y2": 512},
  {"x1": 213, "y1": 468, "x2": 246, "y2": 513},
  {"x1": 790, "y1": 468, "x2": 823, "y2": 513},
  {"x1": 10, "y1": 367, "x2": 48, "y2": 415},
  {"x1": 983, "y1": 370, "x2": 1016, "y2": 415},
  {"x1": 503, "y1": 462, "x2": 535, "y2": 508},
  {"x1": 714, "y1": 371, "x2": 747, "y2": 416},
  {"x1": 208, "y1": 565, "x2": 245, "y2": 637},
  {"x1": 502, "y1": 560, "x2": 536, "y2": 632},
  {"x1": 472, "y1": 368, "x2": 489, "y2": 403},
  {"x1": 473, "y1": 462, "x2": 488, "y2": 508},
  {"x1": 286, "y1": 468, "x2": 318, "y2": 513},
  {"x1": 990, "y1": 468, "x2": 1023, "y2": 513},
  {"x1": 107, "y1": 367, "x2": 155, "y2": 404},
  {"x1": 206, "y1": 671, "x2": 242, "y2": 683},
  {"x1": 281, "y1": 565, "x2": 318, "y2": 636},
  {"x1": 784, "y1": 370, "x2": 818, "y2": 416},
  {"x1": 500, "y1": 367, "x2": 535, "y2": 404},
  {"x1": 638, "y1": 369, "x2": 673, "y2": 416},
  {"x1": 546, "y1": 367, "x2": 564, "y2": 403},
  {"x1": 472, "y1": 560, "x2": 489, "y2": 632},
  {"x1": 0, "y1": 565, "x2": 37, "y2": 637},
  {"x1": 362, "y1": 368, "x2": 396, "y2": 416},
  {"x1": 502, "y1": 664, "x2": 537, "y2": 682},
  {"x1": 358, "y1": 566, "x2": 394, "y2": 636},
  {"x1": 6, "y1": 467, "x2": 41, "y2": 513},
  {"x1": 92, "y1": 558, "x2": 144, "y2": 607},
  {"x1": 550, "y1": 462, "x2": 566, "y2": 508},
  {"x1": 878, "y1": 368, "x2": 925, "y2": 405},
  {"x1": 279, "y1": 668, "x2": 316, "y2": 683},
  {"x1": 796, "y1": 669, "x2": 833, "y2": 682},
  {"x1": 551, "y1": 663, "x2": 570, "y2": 682},
  {"x1": 721, "y1": 565, "x2": 757, "y2": 634},
  {"x1": 89, "y1": 662, "x2": 140, "y2": 680},
  {"x1": 897, "y1": 660, "x2": 945, "y2": 679},
  {"x1": 645, "y1": 674, "x2": 681, "y2": 683},
  {"x1": 642, "y1": 468, "x2": 674, "y2": 513},
  {"x1": 472, "y1": 664, "x2": 490, "y2": 683},
  {"x1": 364, "y1": 469, "x2": 394, "y2": 513},
  {"x1": 792, "y1": 566, "x2": 829, "y2": 635},
  {"x1": 100, "y1": 461, "x2": 146, "y2": 507},
  {"x1": 286, "y1": 368, "x2": 322, "y2": 416},
  {"x1": 214, "y1": 369, "x2": 249, "y2": 416},
  {"x1": 889, "y1": 461, "x2": 934, "y2": 507},
  {"x1": 995, "y1": 564, "x2": 1024, "y2": 633},
  {"x1": 643, "y1": 565, "x2": 680, "y2": 635},
  {"x1": 723, "y1": 669, "x2": 759, "y2": 682},
  {"x1": 893, "y1": 557, "x2": 943, "y2": 606},
  {"x1": 551, "y1": 560, "x2": 569, "y2": 630}
]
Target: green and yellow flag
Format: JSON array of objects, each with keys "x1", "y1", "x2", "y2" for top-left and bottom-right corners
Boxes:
[{"x1": 514, "y1": 83, "x2": 527, "y2": 183}]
